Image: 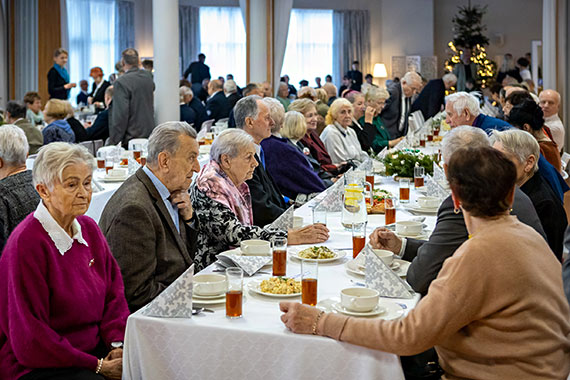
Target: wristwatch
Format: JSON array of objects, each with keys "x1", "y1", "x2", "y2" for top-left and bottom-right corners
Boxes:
[{"x1": 111, "y1": 341, "x2": 123, "y2": 350}]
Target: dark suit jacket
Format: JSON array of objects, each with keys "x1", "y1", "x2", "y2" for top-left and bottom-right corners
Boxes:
[
  {"x1": 109, "y1": 67, "x2": 155, "y2": 148},
  {"x1": 246, "y1": 154, "x2": 287, "y2": 227},
  {"x1": 67, "y1": 117, "x2": 89, "y2": 143},
  {"x1": 227, "y1": 92, "x2": 241, "y2": 110},
  {"x1": 189, "y1": 97, "x2": 207, "y2": 131},
  {"x1": 89, "y1": 80, "x2": 111, "y2": 106},
  {"x1": 403, "y1": 188, "x2": 546, "y2": 296},
  {"x1": 206, "y1": 91, "x2": 231, "y2": 122},
  {"x1": 99, "y1": 168, "x2": 198, "y2": 312},
  {"x1": 380, "y1": 82, "x2": 408, "y2": 139},
  {"x1": 86, "y1": 106, "x2": 110, "y2": 141},
  {"x1": 411, "y1": 79, "x2": 445, "y2": 120},
  {"x1": 180, "y1": 104, "x2": 197, "y2": 125},
  {"x1": 47, "y1": 67, "x2": 68, "y2": 100}
]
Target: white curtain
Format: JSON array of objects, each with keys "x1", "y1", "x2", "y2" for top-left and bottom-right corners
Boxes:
[
  {"x1": 199, "y1": 7, "x2": 246, "y2": 86},
  {"x1": 272, "y1": 0, "x2": 292, "y2": 96},
  {"x1": 179, "y1": 5, "x2": 200, "y2": 77},
  {"x1": 67, "y1": 0, "x2": 116, "y2": 105},
  {"x1": 281, "y1": 9, "x2": 333, "y2": 88},
  {"x1": 14, "y1": 0, "x2": 38, "y2": 100}
]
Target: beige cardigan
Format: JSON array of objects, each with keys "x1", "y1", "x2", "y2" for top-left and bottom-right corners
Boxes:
[{"x1": 317, "y1": 216, "x2": 570, "y2": 379}]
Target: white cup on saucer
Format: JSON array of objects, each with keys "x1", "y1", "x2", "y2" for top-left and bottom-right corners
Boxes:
[
  {"x1": 193, "y1": 274, "x2": 227, "y2": 296},
  {"x1": 371, "y1": 249, "x2": 394, "y2": 266},
  {"x1": 417, "y1": 196, "x2": 440, "y2": 209},
  {"x1": 240, "y1": 239, "x2": 271, "y2": 256},
  {"x1": 340, "y1": 287, "x2": 380, "y2": 312},
  {"x1": 395, "y1": 221, "x2": 423, "y2": 236}
]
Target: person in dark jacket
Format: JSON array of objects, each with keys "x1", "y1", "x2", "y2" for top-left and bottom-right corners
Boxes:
[
  {"x1": 47, "y1": 48, "x2": 76, "y2": 100},
  {"x1": 183, "y1": 53, "x2": 211, "y2": 98},
  {"x1": 84, "y1": 86, "x2": 113, "y2": 141},
  {"x1": 88, "y1": 66, "x2": 111, "y2": 113},
  {"x1": 42, "y1": 99, "x2": 75, "y2": 144},
  {"x1": 411, "y1": 73, "x2": 457, "y2": 120},
  {"x1": 205, "y1": 80, "x2": 231, "y2": 122},
  {"x1": 64, "y1": 101, "x2": 89, "y2": 142},
  {"x1": 224, "y1": 80, "x2": 241, "y2": 110},
  {"x1": 179, "y1": 86, "x2": 197, "y2": 126},
  {"x1": 188, "y1": 92, "x2": 208, "y2": 132}
]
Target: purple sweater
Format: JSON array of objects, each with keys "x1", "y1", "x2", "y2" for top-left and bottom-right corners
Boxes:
[{"x1": 0, "y1": 213, "x2": 130, "y2": 380}]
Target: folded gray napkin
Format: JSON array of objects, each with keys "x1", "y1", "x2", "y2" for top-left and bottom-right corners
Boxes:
[
  {"x1": 140, "y1": 264, "x2": 194, "y2": 318},
  {"x1": 216, "y1": 253, "x2": 271, "y2": 277},
  {"x1": 364, "y1": 246, "x2": 414, "y2": 299}
]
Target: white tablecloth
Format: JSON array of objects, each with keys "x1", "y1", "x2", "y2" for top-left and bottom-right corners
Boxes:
[{"x1": 123, "y1": 175, "x2": 436, "y2": 380}]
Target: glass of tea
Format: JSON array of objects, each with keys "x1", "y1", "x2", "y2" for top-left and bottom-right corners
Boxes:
[
  {"x1": 225, "y1": 267, "x2": 243, "y2": 319},
  {"x1": 301, "y1": 259, "x2": 318, "y2": 306},
  {"x1": 352, "y1": 222, "x2": 367, "y2": 259},
  {"x1": 272, "y1": 236, "x2": 287, "y2": 277},
  {"x1": 419, "y1": 134, "x2": 426, "y2": 147},
  {"x1": 105, "y1": 160, "x2": 114, "y2": 174},
  {"x1": 414, "y1": 166, "x2": 425, "y2": 188},
  {"x1": 132, "y1": 143, "x2": 142, "y2": 160},
  {"x1": 385, "y1": 197, "x2": 396, "y2": 225},
  {"x1": 399, "y1": 178, "x2": 410, "y2": 203},
  {"x1": 365, "y1": 168, "x2": 374, "y2": 192}
]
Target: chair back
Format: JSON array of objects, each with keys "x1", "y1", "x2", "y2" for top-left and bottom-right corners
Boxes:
[
  {"x1": 79, "y1": 141, "x2": 95, "y2": 155},
  {"x1": 201, "y1": 119, "x2": 215, "y2": 132}
]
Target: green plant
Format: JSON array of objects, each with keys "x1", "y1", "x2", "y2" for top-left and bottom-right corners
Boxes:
[{"x1": 382, "y1": 150, "x2": 435, "y2": 178}]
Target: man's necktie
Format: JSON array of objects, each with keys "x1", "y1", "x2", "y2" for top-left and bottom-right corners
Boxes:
[{"x1": 259, "y1": 146, "x2": 266, "y2": 169}]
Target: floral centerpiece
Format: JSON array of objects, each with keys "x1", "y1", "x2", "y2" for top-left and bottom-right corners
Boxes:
[{"x1": 383, "y1": 150, "x2": 435, "y2": 178}]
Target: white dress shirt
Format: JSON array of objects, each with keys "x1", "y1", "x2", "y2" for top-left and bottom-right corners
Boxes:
[{"x1": 544, "y1": 114, "x2": 565, "y2": 151}]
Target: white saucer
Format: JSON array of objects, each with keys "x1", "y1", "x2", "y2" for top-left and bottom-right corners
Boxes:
[
  {"x1": 192, "y1": 294, "x2": 226, "y2": 305},
  {"x1": 192, "y1": 292, "x2": 226, "y2": 300},
  {"x1": 317, "y1": 298, "x2": 405, "y2": 320},
  {"x1": 102, "y1": 175, "x2": 127, "y2": 182},
  {"x1": 346, "y1": 258, "x2": 409, "y2": 278},
  {"x1": 405, "y1": 204, "x2": 439, "y2": 215},
  {"x1": 332, "y1": 302, "x2": 385, "y2": 317},
  {"x1": 395, "y1": 230, "x2": 429, "y2": 239}
]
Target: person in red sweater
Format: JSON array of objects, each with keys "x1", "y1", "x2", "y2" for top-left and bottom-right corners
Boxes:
[{"x1": 0, "y1": 142, "x2": 129, "y2": 380}]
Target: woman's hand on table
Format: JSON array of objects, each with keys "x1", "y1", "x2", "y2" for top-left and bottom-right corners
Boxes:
[
  {"x1": 288, "y1": 224, "x2": 329, "y2": 245},
  {"x1": 279, "y1": 302, "x2": 322, "y2": 334},
  {"x1": 388, "y1": 137, "x2": 405, "y2": 148},
  {"x1": 369, "y1": 228, "x2": 402, "y2": 254},
  {"x1": 100, "y1": 357, "x2": 122, "y2": 379}
]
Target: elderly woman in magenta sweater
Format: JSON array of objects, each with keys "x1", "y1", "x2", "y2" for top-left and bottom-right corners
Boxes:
[
  {"x1": 0, "y1": 143, "x2": 129, "y2": 380},
  {"x1": 280, "y1": 147, "x2": 570, "y2": 379}
]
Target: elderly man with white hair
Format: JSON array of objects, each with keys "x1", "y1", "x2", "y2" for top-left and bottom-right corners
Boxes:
[
  {"x1": 411, "y1": 73, "x2": 457, "y2": 119},
  {"x1": 224, "y1": 79, "x2": 241, "y2": 109},
  {"x1": 539, "y1": 89, "x2": 565, "y2": 152},
  {"x1": 369, "y1": 126, "x2": 545, "y2": 295},
  {"x1": 380, "y1": 71, "x2": 423, "y2": 138},
  {"x1": 0, "y1": 125, "x2": 41, "y2": 252},
  {"x1": 445, "y1": 91, "x2": 511, "y2": 133},
  {"x1": 179, "y1": 86, "x2": 197, "y2": 125},
  {"x1": 99, "y1": 121, "x2": 201, "y2": 312}
]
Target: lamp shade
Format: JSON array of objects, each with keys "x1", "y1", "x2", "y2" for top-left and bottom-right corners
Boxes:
[{"x1": 373, "y1": 63, "x2": 387, "y2": 78}]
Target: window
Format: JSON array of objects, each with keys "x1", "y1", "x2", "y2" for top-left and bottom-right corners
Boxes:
[
  {"x1": 281, "y1": 9, "x2": 333, "y2": 89},
  {"x1": 199, "y1": 7, "x2": 246, "y2": 86},
  {"x1": 67, "y1": 0, "x2": 117, "y2": 105}
]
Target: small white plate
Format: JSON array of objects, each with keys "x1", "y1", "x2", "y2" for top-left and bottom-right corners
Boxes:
[
  {"x1": 395, "y1": 230, "x2": 429, "y2": 239},
  {"x1": 332, "y1": 302, "x2": 386, "y2": 317},
  {"x1": 404, "y1": 204, "x2": 439, "y2": 215},
  {"x1": 392, "y1": 259, "x2": 411, "y2": 277},
  {"x1": 289, "y1": 247, "x2": 347, "y2": 263},
  {"x1": 358, "y1": 261, "x2": 400, "y2": 271},
  {"x1": 346, "y1": 258, "x2": 409, "y2": 278},
  {"x1": 318, "y1": 298, "x2": 405, "y2": 320},
  {"x1": 247, "y1": 278, "x2": 301, "y2": 298},
  {"x1": 192, "y1": 292, "x2": 226, "y2": 300},
  {"x1": 192, "y1": 294, "x2": 226, "y2": 305},
  {"x1": 102, "y1": 175, "x2": 127, "y2": 182}
]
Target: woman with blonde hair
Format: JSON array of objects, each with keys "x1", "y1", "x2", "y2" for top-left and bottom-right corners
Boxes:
[
  {"x1": 320, "y1": 98, "x2": 368, "y2": 165},
  {"x1": 42, "y1": 99, "x2": 75, "y2": 144}
]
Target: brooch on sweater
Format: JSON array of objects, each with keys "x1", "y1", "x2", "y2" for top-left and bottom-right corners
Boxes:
[{"x1": 89, "y1": 258, "x2": 95, "y2": 267}]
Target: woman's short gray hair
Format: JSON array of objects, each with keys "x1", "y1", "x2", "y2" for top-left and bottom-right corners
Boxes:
[
  {"x1": 490, "y1": 129, "x2": 540, "y2": 172},
  {"x1": 441, "y1": 125, "x2": 489, "y2": 163},
  {"x1": 33, "y1": 142, "x2": 95, "y2": 189},
  {"x1": 0, "y1": 125, "x2": 29, "y2": 166},
  {"x1": 264, "y1": 97, "x2": 285, "y2": 133},
  {"x1": 234, "y1": 95, "x2": 262, "y2": 129},
  {"x1": 210, "y1": 129, "x2": 254, "y2": 163},
  {"x1": 179, "y1": 86, "x2": 193, "y2": 103},
  {"x1": 446, "y1": 92, "x2": 481, "y2": 118},
  {"x1": 223, "y1": 79, "x2": 238, "y2": 94},
  {"x1": 147, "y1": 121, "x2": 197, "y2": 165},
  {"x1": 281, "y1": 111, "x2": 307, "y2": 141}
]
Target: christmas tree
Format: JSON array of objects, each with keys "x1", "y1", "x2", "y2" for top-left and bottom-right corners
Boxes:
[{"x1": 444, "y1": 3, "x2": 496, "y2": 88}]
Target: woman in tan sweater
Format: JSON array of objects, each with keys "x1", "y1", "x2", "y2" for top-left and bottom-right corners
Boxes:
[{"x1": 280, "y1": 147, "x2": 570, "y2": 380}]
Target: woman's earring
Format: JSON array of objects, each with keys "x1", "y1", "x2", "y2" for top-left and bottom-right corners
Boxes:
[{"x1": 454, "y1": 207, "x2": 460, "y2": 214}]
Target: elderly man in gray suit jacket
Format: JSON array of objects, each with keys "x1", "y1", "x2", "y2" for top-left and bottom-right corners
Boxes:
[
  {"x1": 99, "y1": 121, "x2": 201, "y2": 312},
  {"x1": 369, "y1": 126, "x2": 546, "y2": 296},
  {"x1": 109, "y1": 48, "x2": 155, "y2": 148}
]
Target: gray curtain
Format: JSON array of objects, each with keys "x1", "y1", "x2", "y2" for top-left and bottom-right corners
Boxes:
[
  {"x1": 332, "y1": 10, "x2": 371, "y2": 89},
  {"x1": 14, "y1": 0, "x2": 38, "y2": 100},
  {"x1": 116, "y1": 1, "x2": 135, "y2": 61},
  {"x1": 179, "y1": 5, "x2": 200, "y2": 77}
]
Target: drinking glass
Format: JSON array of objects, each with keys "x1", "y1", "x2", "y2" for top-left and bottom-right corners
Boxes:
[
  {"x1": 272, "y1": 236, "x2": 287, "y2": 277},
  {"x1": 419, "y1": 133, "x2": 426, "y2": 147},
  {"x1": 225, "y1": 268, "x2": 243, "y2": 318},
  {"x1": 301, "y1": 259, "x2": 318, "y2": 306},
  {"x1": 385, "y1": 197, "x2": 396, "y2": 225},
  {"x1": 352, "y1": 222, "x2": 367, "y2": 259},
  {"x1": 105, "y1": 159, "x2": 114, "y2": 174},
  {"x1": 399, "y1": 178, "x2": 410, "y2": 203},
  {"x1": 414, "y1": 166, "x2": 425, "y2": 188},
  {"x1": 132, "y1": 143, "x2": 142, "y2": 161},
  {"x1": 312, "y1": 205, "x2": 327, "y2": 226},
  {"x1": 365, "y1": 168, "x2": 374, "y2": 191}
]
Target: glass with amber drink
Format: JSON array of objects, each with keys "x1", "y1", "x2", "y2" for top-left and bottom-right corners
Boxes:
[
  {"x1": 132, "y1": 143, "x2": 142, "y2": 161},
  {"x1": 225, "y1": 268, "x2": 243, "y2": 318},
  {"x1": 399, "y1": 178, "x2": 410, "y2": 203},
  {"x1": 301, "y1": 259, "x2": 318, "y2": 306},
  {"x1": 272, "y1": 237, "x2": 287, "y2": 277},
  {"x1": 414, "y1": 166, "x2": 425, "y2": 188},
  {"x1": 352, "y1": 222, "x2": 367, "y2": 259},
  {"x1": 419, "y1": 133, "x2": 426, "y2": 147},
  {"x1": 385, "y1": 197, "x2": 396, "y2": 225}
]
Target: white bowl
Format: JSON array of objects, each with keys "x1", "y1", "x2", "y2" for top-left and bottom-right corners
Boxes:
[
  {"x1": 395, "y1": 221, "x2": 423, "y2": 235},
  {"x1": 417, "y1": 196, "x2": 440, "y2": 209},
  {"x1": 193, "y1": 274, "x2": 227, "y2": 296},
  {"x1": 371, "y1": 249, "x2": 394, "y2": 266},
  {"x1": 340, "y1": 287, "x2": 380, "y2": 312},
  {"x1": 240, "y1": 239, "x2": 271, "y2": 256}
]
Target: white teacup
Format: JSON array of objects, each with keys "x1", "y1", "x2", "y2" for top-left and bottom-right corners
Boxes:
[
  {"x1": 417, "y1": 196, "x2": 440, "y2": 209},
  {"x1": 240, "y1": 239, "x2": 271, "y2": 256},
  {"x1": 293, "y1": 216, "x2": 304, "y2": 229},
  {"x1": 395, "y1": 221, "x2": 423, "y2": 236},
  {"x1": 193, "y1": 274, "x2": 227, "y2": 296},
  {"x1": 371, "y1": 249, "x2": 394, "y2": 266},
  {"x1": 340, "y1": 287, "x2": 380, "y2": 312}
]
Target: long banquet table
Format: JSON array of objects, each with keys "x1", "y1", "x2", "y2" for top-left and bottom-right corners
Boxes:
[{"x1": 122, "y1": 174, "x2": 438, "y2": 380}]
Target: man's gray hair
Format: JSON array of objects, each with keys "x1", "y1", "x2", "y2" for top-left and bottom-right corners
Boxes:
[
  {"x1": 490, "y1": 129, "x2": 540, "y2": 172},
  {"x1": 0, "y1": 125, "x2": 29, "y2": 165},
  {"x1": 179, "y1": 86, "x2": 193, "y2": 103},
  {"x1": 223, "y1": 79, "x2": 237, "y2": 94},
  {"x1": 264, "y1": 97, "x2": 285, "y2": 133},
  {"x1": 32, "y1": 142, "x2": 95, "y2": 189},
  {"x1": 122, "y1": 48, "x2": 139, "y2": 66},
  {"x1": 210, "y1": 129, "x2": 254, "y2": 163},
  {"x1": 442, "y1": 73, "x2": 457, "y2": 85},
  {"x1": 441, "y1": 125, "x2": 489, "y2": 163},
  {"x1": 402, "y1": 71, "x2": 422, "y2": 85},
  {"x1": 234, "y1": 95, "x2": 262, "y2": 129},
  {"x1": 147, "y1": 121, "x2": 197, "y2": 165},
  {"x1": 446, "y1": 92, "x2": 481, "y2": 118}
]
